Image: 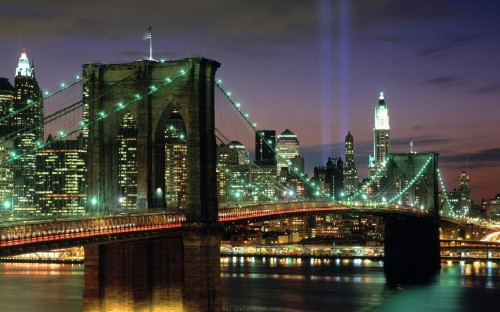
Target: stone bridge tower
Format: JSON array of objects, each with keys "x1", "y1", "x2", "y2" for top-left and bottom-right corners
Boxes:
[
  {"x1": 83, "y1": 58, "x2": 219, "y2": 223},
  {"x1": 82, "y1": 58, "x2": 222, "y2": 311}
]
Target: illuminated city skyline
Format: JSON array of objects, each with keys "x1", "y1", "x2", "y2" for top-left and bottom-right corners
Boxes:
[{"x1": 1, "y1": 1, "x2": 499, "y2": 202}]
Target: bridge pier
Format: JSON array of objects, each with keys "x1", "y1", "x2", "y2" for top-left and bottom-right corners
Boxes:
[
  {"x1": 384, "y1": 215, "x2": 441, "y2": 284},
  {"x1": 83, "y1": 226, "x2": 222, "y2": 311}
]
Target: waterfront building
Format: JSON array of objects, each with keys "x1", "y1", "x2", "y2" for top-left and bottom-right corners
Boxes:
[
  {"x1": 343, "y1": 131, "x2": 358, "y2": 196},
  {"x1": 276, "y1": 129, "x2": 299, "y2": 173},
  {"x1": 369, "y1": 92, "x2": 390, "y2": 178},
  {"x1": 11, "y1": 48, "x2": 44, "y2": 215},
  {"x1": 35, "y1": 134, "x2": 86, "y2": 214}
]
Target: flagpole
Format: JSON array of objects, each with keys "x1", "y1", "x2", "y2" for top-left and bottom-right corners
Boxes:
[
  {"x1": 143, "y1": 27, "x2": 153, "y2": 61},
  {"x1": 149, "y1": 33, "x2": 152, "y2": 61}
]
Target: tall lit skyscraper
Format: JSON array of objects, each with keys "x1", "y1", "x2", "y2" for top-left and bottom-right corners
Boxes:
[
  {"x1": 0, "y1": 78, "x2": 14, "y2": 123},
  {"x1": 369, "y1": 91, "x2": 390, "y2": 177},
  {"x1": 12, "y1": 48, "x2": 44, "y2": 214},
  {"x1": 255, "y1": 130, "x2": 278, "y2": 194},
  {"x1": 0, "y1": 78, "x2": 15, "y2": 209},
  {"x1": 448, "y1": 171, "x2": 471, "y2": 217},
  {"x1": 276, "y1": 129, "x2": 299, "y2": 173},
  {"x1": 343, "y1": 131, "x2": 357, "y2": 195},
  {"x1": 458, "y1": 171, "x2": 471, "y2": 217}
]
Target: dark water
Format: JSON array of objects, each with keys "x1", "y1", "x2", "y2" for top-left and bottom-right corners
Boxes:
[{"x1": 0, "y1": 258, "x2": 499, "y2": 311}]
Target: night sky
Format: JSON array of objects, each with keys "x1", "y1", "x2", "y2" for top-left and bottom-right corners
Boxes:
[{"x1": 1, "y1": 0, "x2": 499, "y2": 202}]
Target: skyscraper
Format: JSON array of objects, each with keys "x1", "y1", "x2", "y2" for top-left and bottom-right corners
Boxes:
[
  {"x1": 343, "y1": 131, "x2": 358, "y2": 195},
  {"x1": 0, "y1": 77, "x2": 14, "y2": 124},
  {"x1": 216, "y1": 141, "x2": 251, "y2": 203},
  {"x1": 369, "y1": 91, "x2": 390, "y2": 177},
  {"x1": 313, "y1": 157, "x2": 344, "y2": 200},
  {"x1": 448, "y1": 171, "x2": 471, "y2": 217},
  {"x1": 35, "y1": 134, "x2": 86, "y2": 214},
  {"x1": 276, "y1": 129, "x2": 300, "y2": 173},
  {"x1": 0, "y1": 78, "x2": 15, "y2": 209},
  {"x1": 229, "y1": 141, "x2": 250, "y2": 165},
  {"x1": 12, "y1": 48, "x2": 44, "y2": 214},
  {"x1": 255, "y1": 130, "x2": 276, "y2": 165}
]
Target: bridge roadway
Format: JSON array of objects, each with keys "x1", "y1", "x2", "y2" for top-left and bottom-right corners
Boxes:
[{"x1": 0, "y1": 201, "x2": 433, "y2": 256}]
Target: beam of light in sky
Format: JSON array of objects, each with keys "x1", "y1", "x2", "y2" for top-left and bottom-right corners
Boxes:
[
  {"x1": 319, "y1": 0, "x2": 333, "y2": 162},
  {"x1": 338, "y1": 0, "x2": 350, "y2": 156}
]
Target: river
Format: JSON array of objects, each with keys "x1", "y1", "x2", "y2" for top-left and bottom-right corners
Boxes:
[{"x1": 0, "y1": 258, "x2": 499, "y2": 311}]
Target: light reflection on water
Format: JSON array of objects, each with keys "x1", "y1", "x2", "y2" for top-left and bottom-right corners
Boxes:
[
  {"x1": 221, "y1": 256, "x2": 500, "y2": 312},
  {"x1": 0, "y1": 258, "x2": 500, "y2": 311}
]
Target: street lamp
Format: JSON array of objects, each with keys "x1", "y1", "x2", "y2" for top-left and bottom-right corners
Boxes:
[
  {"x1": 3, "y1": 199, "x2": 12, "y2": 219},
  {"x1": 235, "y1": 191, "x2": 241, "y2": 204},
  {"x1": 90, "y1": 196, "x2": 98, "y2": 214}
]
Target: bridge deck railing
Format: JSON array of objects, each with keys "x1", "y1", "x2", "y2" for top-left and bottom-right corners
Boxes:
[{"x1": 0, "y1": 212, "x2": 185, "y2": 246}]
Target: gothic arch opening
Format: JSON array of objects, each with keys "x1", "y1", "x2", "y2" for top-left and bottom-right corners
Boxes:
[
  {"x1": 116, "y1": 111, "x2": 137, "y2": 211},
  {"x1": 162, "y1": 110, "x2": 187, "y2": 210}
]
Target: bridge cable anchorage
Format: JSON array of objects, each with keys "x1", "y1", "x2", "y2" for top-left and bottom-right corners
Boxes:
[
  {"x1": 215, "y1": 82, "x2": 334, "y2": 204},
  {"x1": 0, "y1": 68, "x2": 193, "y2": 169}
]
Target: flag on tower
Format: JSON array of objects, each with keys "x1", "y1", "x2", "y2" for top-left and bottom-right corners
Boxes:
[{"x1": 143, "y1": 26, "x2": 152, "y2": 40}]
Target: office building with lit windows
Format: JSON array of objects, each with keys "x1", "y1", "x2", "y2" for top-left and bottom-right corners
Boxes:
[
  {"x1": 0, "y1": 77, "x2": 15, "y2": 124},
  {"x1": 276, "y1": 129, "x2": 299, "y2": 173},
  {"x1": 0, "y1": 78, "x2": 15, "y2": 210},
  {"x1": 35, "y1": 134, "x2": 86, "y2": 214},
  {"x1": 11, "y1": 48, "x2": 44, "y2": 215},
  {"x1": 343, "y1": 131, "x2": 358, "y2": 196},
  {"x1": 369, "y1": 92, "x2": 390, "y2": 178},
  {"x1": 447, "y1": 171, "x2": 472, "y2": 217},
  {"x1": 216, "y1": 141, "x2": 251, "y2": 203}
]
